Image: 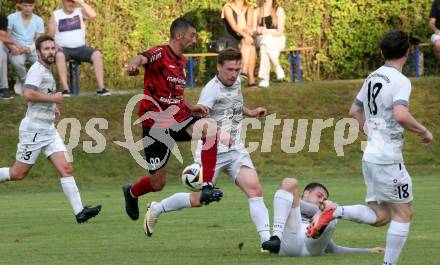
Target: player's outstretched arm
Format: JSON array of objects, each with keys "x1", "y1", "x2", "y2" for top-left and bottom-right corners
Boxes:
[
  {"x1": 125, "y1": 55, "x2": 148, "y2": 76},
  {"x1": 243, "y1": 106, "x2": 267, "y2": 117},
  {"x1": 186, "y1": 102, "x2": 209, "y2": 117},
  {"x1": 23, "y1": 88, "x2": 63, "y2": 104},
  {"x1": 394, "y1": 105, "x2": 433, "y2": 144},
  {"x1": 325, "y1": 240, "x2": 384, "y2": 254}
]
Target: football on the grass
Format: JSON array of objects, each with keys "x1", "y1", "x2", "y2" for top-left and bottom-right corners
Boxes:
[{"x1": 181, "y1": 163, "x2": 203, "y2": 191}]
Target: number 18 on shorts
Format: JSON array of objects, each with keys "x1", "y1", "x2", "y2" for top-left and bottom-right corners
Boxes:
[{"x1": 363, "y1": 161, "x2": 413, "y2": 204}]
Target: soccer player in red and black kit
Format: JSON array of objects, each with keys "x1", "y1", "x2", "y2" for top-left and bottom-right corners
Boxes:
[{"x1": 122, "y1": 17, "x2": 226, "y2": 221}]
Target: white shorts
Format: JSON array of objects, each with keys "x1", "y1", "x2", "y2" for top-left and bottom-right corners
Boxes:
[
  {"x1": 16, "y1": 131, "x2": 67, "y2": 164},
  {"x1": 196, "y1": 147, "x2": 254, "y2": 185},
  {"x1": 363, "y1": 161, "x2": 413, "y2": 204},
  {"x1": 431, "y1": 34, "x2": 440, "y2": 44}
]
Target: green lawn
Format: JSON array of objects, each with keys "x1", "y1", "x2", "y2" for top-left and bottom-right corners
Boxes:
[
  {"x1": 0, "y1": 78, "x2": 439, "y2": 264},
  {"x1": 0, "y1": 175, "x2": 439, "y2": 265}
]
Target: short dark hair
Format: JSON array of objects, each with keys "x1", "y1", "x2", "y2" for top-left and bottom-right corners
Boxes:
[
  {"x1": 19, "y1": 0, "x2": 35, "y2": 4},
  {"x1": 35, "y1": 35, "x2": 55, "y2": 51},
  {"x1": 303, "y1": 182, "x2": 329, "y2": 198},
  {"x1": 380, "y1": 30, "x2": 410, "y2": 60},
  {"x1": 217, "y1": 48, "x2": 242, "y2": 65},
  {"x1": 170, "y1": 17, "x2": 195, "y2": 39}
]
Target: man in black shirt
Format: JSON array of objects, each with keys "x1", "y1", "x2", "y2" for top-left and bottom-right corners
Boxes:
[
  {"x1": 0, "y1": 13, "x2": 22, "y2": 99},
  {"x1": 429, "y1": 0, "x2": 440, "y2": 62}
]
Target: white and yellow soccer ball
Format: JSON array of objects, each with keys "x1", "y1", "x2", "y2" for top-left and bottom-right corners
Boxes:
[{"x1": 181, "y1": 163, "x2": 203, "y2": 191}]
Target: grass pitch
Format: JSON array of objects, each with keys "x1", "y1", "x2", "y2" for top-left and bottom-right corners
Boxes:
[{"x1": 0, "y1": 175, "x2": 439, "y2": 265}]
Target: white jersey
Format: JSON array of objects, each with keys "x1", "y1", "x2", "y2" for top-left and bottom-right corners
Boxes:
[
  {"x1": 19, "y1": 61, "x2": 57, "y2": 134},
  {"x1": 53, "y1": 8, "x2": 86, "y2": 48},
  {"x1": 197, "y1": 75, "x2": 245, "y2": 153},
  {"x1": 355, "y1": 65, "x2": 411, "y2": 164}
]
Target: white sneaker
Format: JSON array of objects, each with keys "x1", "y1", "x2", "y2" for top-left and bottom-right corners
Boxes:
[
  {"x1": 275, "y1": 66, "x2": 285, "y2": 80},
  {"x1": 14, "y1": 82, "x2": 23, "y2": 95},
  {"x1": 143, "y1": 201, "x2": 159, "y2": 237},
  {"x1": 258, "y1": 79, "x2": 269, "y2": 88}
]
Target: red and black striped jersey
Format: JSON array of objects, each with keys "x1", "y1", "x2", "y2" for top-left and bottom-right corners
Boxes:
[{"x1": 138, "y1": 45, "x2": 192, "y2": 127}]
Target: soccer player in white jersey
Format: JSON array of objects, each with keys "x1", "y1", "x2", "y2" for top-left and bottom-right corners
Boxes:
[
  {"x1": 143, "y1": 48, "x2": 271, "y2": 248},
  {"x1": 261, "y1": 178, "x2": 384, "y2": 256},
  {"x1": 304, "y1": 30, "x2": 433, "y2": 265},
  {"x1": 0, "y1": 35, "x2": 101, "y2": 223}
]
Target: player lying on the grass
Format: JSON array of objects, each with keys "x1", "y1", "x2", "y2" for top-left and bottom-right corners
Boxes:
[
  {"x1": 122, "y1": 17, "x2": 229, "y2": 222},
  {"x1": 143, "y1": 48, "x2": 272, "y2": 248},
  {"x1": 261, "y1": 178, "x2": 384, "y2": 256},
  {"x1": 0, "y1": 35, "x2": 101, "y2": 223},
  {"x1": 304, "y1": 30, "x2": 434, "y2": 265}
]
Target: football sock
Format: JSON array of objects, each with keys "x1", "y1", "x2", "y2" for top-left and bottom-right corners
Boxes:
[
  {"x1": 333, "y1": 205, "x2": 377, "y2": 224},
  {"x1": 0, "y1": 168, "x2": 11, "y2": 182},
  {"x1": 60, "y1": 176, "x2": 83, "y2": 215},
  {"x1": 272, "y1": 189, "x2": 294, "y2": 239},
  {"x1": 201, "y1": 133, "x2": 217, "y2": 185},
  {"x1": 248, "y1": 197, "x2": 271, "y2": 243},
  {"x1": 383, "y1": 221, "x2": 410, "y2": 265},
  {"x1": 151, "y1": 192, "x2": 191, "y2": 216},
  {"x1": 131, "y1": 176, "x2": 154, "y2": 197}
]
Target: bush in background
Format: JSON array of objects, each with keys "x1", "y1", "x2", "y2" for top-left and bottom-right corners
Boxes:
[{"x1": 2, "y1": 0, "x2": 437, "y2": 89}]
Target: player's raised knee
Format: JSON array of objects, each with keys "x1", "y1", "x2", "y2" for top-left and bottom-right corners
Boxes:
[{"x1": 280, "y1": 178, "x2": 298, "y2": 192}]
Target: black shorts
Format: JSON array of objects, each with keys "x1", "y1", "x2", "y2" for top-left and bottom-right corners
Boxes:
[
  {"x1": 60, "y1": 45, "x2": 97, "y2": 63},
  {"x1": 143, "y1": 116, "x2": 201, "y2": 173}
]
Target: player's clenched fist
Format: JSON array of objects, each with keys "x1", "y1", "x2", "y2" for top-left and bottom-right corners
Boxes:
[{"x1": 125, "y1": 64, "x2": 140, "y2": 76}]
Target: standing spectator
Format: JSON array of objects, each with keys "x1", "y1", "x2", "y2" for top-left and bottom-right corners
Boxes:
[
  {"x1": 1, "y1": 12, "x2": 24, "y2": 100},
  {"x1": 221, "y1": 0, "x2": 257, "y2": 87},
  {"x1": 253, "y1": 0, "x2": 286, "y2": 88},
  {"x1": 47, "y1": 0, "x2": 111, "y2": 97},
  {"x1": 429, "y1": 0, "x2": 440, "y2": 62},
  {"x1": 7, "y1": 0, "x2": 44, "y2": 95}
]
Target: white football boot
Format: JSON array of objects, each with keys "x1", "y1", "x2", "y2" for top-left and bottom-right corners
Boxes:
[{"x1": 143, "y1": 201, "x2": 159, "y2": 237}]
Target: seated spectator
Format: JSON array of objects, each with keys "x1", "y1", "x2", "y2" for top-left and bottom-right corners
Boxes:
[
  {"x1": 222, "y1": 0, "x2": 257, "y2": 87},
  {"x1": 429, "y1": 0, "x2": 440, "y2": 63},
  {"x1": 1, "y1": 12, "x2": 24, "y2": 100},
  {"x1": 7, "y1": 0, "x2": 44, "y2": 95},
  {"x1": 253, "y1": 0, "x2": 286, "y2": 88},
  {"x1": 48, "y1": 0, "x2": 111, "y2": 97}
]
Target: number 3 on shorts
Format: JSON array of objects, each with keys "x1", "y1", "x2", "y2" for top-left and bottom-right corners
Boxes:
[{"x1": 23, "y1": 151, "x2": 32, "y2": 161}]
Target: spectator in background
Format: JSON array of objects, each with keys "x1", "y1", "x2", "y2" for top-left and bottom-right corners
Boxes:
[
  {"x1": 7, "y1": 0, "x2": 44, "y2": 95},
  {"x1": 48, "y1": 0, "x2": 111, "y2": 97},
  {"x1": 222, "y1": 0, "x2": 257, "y2": 87},
  {"x1": 253, "y1": 0, "x2": 286, "y2": 88},
  {"x1": 429, "y1": 0, "x2": 440, "y2": 63},
  {"x1": 1, "y1": 12, "x2": 24, "y2": 100}
]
